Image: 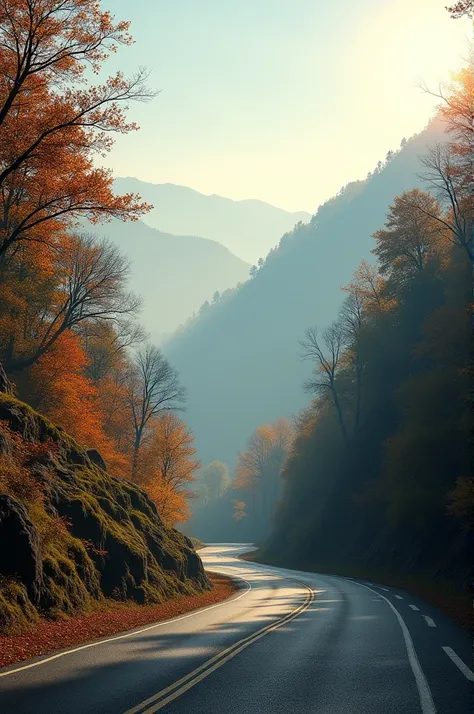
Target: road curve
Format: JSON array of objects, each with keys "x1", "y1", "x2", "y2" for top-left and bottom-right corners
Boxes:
[{"x1": 0, "y1": 544, "x2": 471, "y2": 713}]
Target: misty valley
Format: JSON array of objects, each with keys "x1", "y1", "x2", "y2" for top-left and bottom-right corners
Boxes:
[{"x1": 0, "y1": 1, "x2": 472, "y2": 713}]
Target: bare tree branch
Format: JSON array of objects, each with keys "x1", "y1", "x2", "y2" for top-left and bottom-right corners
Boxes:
[
  {"x1": 300, "y1": 322, "x2": 349, "y2": 443},
  {"x1": 125, "y1": 343, "x2": 187, "y2": 479}
]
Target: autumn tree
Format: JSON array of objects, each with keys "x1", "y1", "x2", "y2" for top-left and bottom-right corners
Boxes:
[
  {"x1": 446, "y1": 1, "x2": 473, "y2": 18},
  {"x1": 338, "y1": 291, "x2": 366, "y2": 432},
  {"x1": 234, "y1": 419, "x2": 293, "y2": 538},
  {"x1": 0, "y1": 3, "x2": 199, "y2": 504},
  {"x1": 1, "y1": 233, "x2": 141, "y2": 371},
  {"x1": 300, "y1": 322, "x2": 349, "y2": 443},
  {"x1": 125, "y1": 344, "x2": 187, "y2": 479},
  {"x1": 234, "y1": 426, "x2": 273, "y2": 494},
  {"x1": 139, "y1": 413, "x2": 200, "y2": 525},
  {"x1": 0, "y1": 0, "x2": 153, "y2": 264},
  {"x1": 0, "y1": 240, "x2": 54, "y2": 368},
  {"x1": 200, "y1": 461, "x2": 231, "y2": 501},
  {"x1": 81, "y1": 322, "x2": 145, "y2": 469},
  {"x1": 82, "y1": 320, "x2": 146, "y2": 383},
  {"x1": 96, "y1": 364, "x2": 132, "y2": 466},
  {"x1": 265, "y1": 171, "x2": 471, "y2": 599},
  {"x1": 373, "y1": 189, "x2": 447, "y2": 282},
  {"x1": 417, "y1": 57, "x2": 473, "y2": 261},
  {"x1": 344, "y1": 260, "x2": 390, "y2": 315},
  {"x1": 28, "y1": 329, "x2": 128, "y2": 474},
  {"x1": 418, "y1": 144, "x2": 473, "y2": 262}
]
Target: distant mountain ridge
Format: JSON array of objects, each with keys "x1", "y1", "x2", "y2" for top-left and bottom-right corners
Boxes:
[
  {"x1": 114, "y1": 178, "x2": 311, "y2": 264},
  {"x1": 163, "y1": 119, "x2": 448, "y2": 469},
  {"x1": 89, "y1": 219, "x2": 249, "y2": 341}
]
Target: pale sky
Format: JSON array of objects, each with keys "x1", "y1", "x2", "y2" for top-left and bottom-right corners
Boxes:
[{"x1": 100, "y1": 0, "x2": 470, "y2": 213}]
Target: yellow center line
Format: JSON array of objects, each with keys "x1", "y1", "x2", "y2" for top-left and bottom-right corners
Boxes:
[{"x1": 123, "y1": 581, "x2": 314, "y2": 714}]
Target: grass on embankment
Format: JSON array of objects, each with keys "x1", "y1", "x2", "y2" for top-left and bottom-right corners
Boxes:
[
  {"x1": 243, "y1": 550, "x2": 472, "y2": 630},
  {"x1": 0, "y1": 573, "x2": 237, "y2": 669}
]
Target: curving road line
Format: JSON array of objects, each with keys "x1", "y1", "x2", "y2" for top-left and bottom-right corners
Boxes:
[{"x1": 0, "y1": 544, "x2": 471, "y2": 713}]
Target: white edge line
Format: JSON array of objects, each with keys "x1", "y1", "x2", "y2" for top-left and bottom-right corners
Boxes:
[
  {"x1": 442, "y1": 646, "x2": 474, "y2": 682},
  {"x1": 422, "y1": 616, "x2": 437, "y2": 628},
  {"x1": 350, "y1": 580, "x2": 436, "y2": 714},
  {"x1": 409, "y1": 605, "x2": 420, "y2": 611},
  {"x1": 0, "y1": 573, "x2": 251, "y2": 679}
]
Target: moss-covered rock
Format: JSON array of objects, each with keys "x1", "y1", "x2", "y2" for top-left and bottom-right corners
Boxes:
[
  {"x1": 0, "y1": 578, "x2": 38, "y2": 634},
  {"x1": 0, "y1": 494, "x2": 43, "y2": 605},
  {"x1": 0, "y1": 393, "x2": 210, "y2": 634}
]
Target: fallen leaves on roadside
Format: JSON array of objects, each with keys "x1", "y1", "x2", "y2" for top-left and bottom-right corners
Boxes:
[{"x1": 0, "y1": 573, "x2": 237, "y2": 669}]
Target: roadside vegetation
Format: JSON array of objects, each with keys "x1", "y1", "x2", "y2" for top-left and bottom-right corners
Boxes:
[{"x1": 0, "y1": 573, "x2": 237, "y2": 669}]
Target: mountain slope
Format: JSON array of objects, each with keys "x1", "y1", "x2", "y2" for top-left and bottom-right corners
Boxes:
[
  {"x1": 89, "y1": 219, "x2": 249, "y2": 341},
  {"x1": 163, "y1": 120, "x2": 447, "y2": 469},
  {"x1": 0, "y1": 379, "x2": 209, "y2": 634},
  {"x1": 114, "y1": 178, "x2": 311, "y2": 264}
]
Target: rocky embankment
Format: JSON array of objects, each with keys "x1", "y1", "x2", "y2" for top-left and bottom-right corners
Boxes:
[{"x1": 0, "y1": 368, "x2": 210, "y2": 634}]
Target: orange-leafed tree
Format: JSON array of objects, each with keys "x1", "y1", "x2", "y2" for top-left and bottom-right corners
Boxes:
[
  {"x1": 418, "y1": 56, "x2": 473, "y2": 262},
  {"x1": 138, "y1": 413, "x2": 200, "y2": 525},
  {"x1": 1, "y1": 233, "x2": 141, "y2": 372},
  {"x1": 342, "y1": 260, "x2": 392, "y2": 317},
  {"x1": 82, "y1": 320, "x2": 145, "y2": 383},
  {"x1": 28, "y1": 329, "x2": 127, "y2": 473},
  {"x1": 373, "y1": 190, "x2": 449, "y2": 282},
  {"x1": 0, "y1": 0, "x2": 153, "y2": 264},
  {"x1": 96, "y1": 371, "x2": 132, "y2": 461},
  {"x1": 83, "y1": 321, "x2": 143, "y2": 463},
  {"x1": 0, "y1": 240, "x2": 57, "y2": 367},
  {"x1": 234, "y1": 419, "x2": 294, "y2": 537}
]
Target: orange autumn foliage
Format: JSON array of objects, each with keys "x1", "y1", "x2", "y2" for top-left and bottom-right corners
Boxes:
[
  {"x1": 98, "y1": 374, "x2": 133, "y2": 459},
  {"x1": 0, "y1": 2, "x2": 195, "y2": 528},
  {"x1": 29, "y1": 330, "x2": 127, "y2": 475},
  {"x1": 0, "y1": 0, "x2": 152, "y2": 262},
  {"x1": 137, "y1": 413, "x2": 200, "y2": 525}
]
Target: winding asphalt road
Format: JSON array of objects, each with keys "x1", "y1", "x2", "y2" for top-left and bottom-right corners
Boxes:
[{"x1": 0, "y1": 544, "x2": 471, "y2": 713}]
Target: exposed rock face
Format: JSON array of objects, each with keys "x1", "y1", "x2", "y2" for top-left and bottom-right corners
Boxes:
[
  {"x1": 0, "y1": 495, "x2": 43, "y2": 605},
  {"x1": 0, "y1": 393, "x2": 210, "y2": 632},
  {"x1": 86, "y1": 449, "x2": 107, "y2": 471},
  {"x1": 0, "y1": 363, "x2": 12, "y2": 395}
]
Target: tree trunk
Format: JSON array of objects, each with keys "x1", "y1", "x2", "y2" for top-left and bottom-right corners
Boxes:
[{"x1": 332, "y1": 385, "x2": 349, "y2": 446}]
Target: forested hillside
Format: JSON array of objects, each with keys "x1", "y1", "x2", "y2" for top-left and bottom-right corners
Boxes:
[
  {"x1": 262, "y1": 231, "x2": 471, "y2": 592},
  {"x1": 0, "y1": 0, "x2": 220, "y2": 640},
  {"x1": 0, "y1": 0, "x2": 205, "y2": 539},
  {"x1": 114, "y1": 178, "x2": 311, "y2": 264},
  {"x1": 259, "y1": 63, "x2": 473, "y2": 604},
  {"x1": 90, "y1": 218, "x2": 249, "y2": 340},
  {"x1": 164, "y1": 120, "x2": 448, "y2": 473},
  {"x1": 0, "y1": 378, "x2": 209, "y2": 634}
]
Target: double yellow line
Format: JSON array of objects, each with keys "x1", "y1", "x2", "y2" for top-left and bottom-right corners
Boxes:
[{"x1": 124, "y1": 581, "x2": 314, "y2": 714}]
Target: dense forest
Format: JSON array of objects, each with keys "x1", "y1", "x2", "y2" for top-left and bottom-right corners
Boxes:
[
  {"x1": 164, "y1": 118, "x2": 449, "y2": 474},
  {"x1": 0, "y1": 0, "x2": 471, "y2": 629},
  {"x1": 259, "y1": 62, "x2": 473, "y2": 598},
  {"x1": 187, "y1": 59, "x2": 473, "y2": 601}
]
